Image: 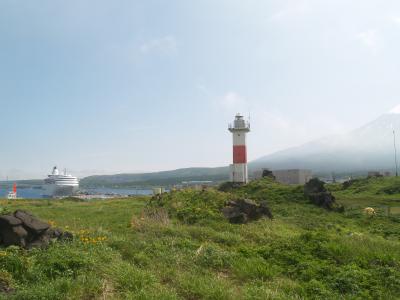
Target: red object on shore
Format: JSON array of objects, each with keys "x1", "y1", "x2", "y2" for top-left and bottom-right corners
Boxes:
[{"x1": 13, "y1": 183, "x2": 17, "y2": 194}]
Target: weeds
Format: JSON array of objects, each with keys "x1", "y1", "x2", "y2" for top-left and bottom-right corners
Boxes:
[{"x1": 0, "y1": 179, "x2": 398, "y2": 299}]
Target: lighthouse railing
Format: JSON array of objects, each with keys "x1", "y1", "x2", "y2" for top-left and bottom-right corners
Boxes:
[{"x1": 228, "y1": 121, "x2": 250, "y2": 130}]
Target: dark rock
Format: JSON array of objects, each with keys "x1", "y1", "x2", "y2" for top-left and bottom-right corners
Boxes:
[
  {"x1": 27, "y1": 233, "x2": 51, "y2": 249},
  {"x1": 218, "y1": 182, "x2": 244, "y2": 192},
  {"x1": 259, "y1": 201, "x2": 274, "y2": 219},
  {"x1": 0, "y1": 215, "x2": 28, "y2": 247},
  {"x1": 49, "y1": 228, "x2": 63, "y2": 238},
  {"x1": 262, "y1": 169, "x2": 275, "y2": 179},
  {"x1": 304, "y1": 178, "x2": 336, "y2": 210},
  {"x1": 304, "y1": 178, "x2": 326, "y2": 194},
  {"x1": 237, "y1": 199, "x2": 258, "y2": 216},
  {"x1": 0, "y1": 225, "x2": 28, "y2": 248},
  {"x1": 59, "y1": 231, "x2": 73, "y2": 242},
  {"x1": 222, "y1": 199, "x2": 273, "y2": 224},
  {"x1": 14, "y1": 210, "x2": 49, "y2": 233},
  {"x1": 222, "y1": 207, "x2": 248, "y2": 224},
  {"x1": 307, "y1": 192, "x2": 336, "y2": 210},
  {"x1": 0, "y1": 210, "x2": 73, "y2": 249},
  {"x1": 0, "y1": 216, "x2": 22, "y2": 227}
]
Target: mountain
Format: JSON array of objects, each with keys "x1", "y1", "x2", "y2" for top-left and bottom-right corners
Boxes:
[
  {"x1": 251, "y1": 107, "x2": 400, "y2": 174},
  {"x1": 81, "y1": 107, "x2": 400, "y2": 187},
  {"x1": 80, "y1": 167, "x2": 229, "y2": 187}
]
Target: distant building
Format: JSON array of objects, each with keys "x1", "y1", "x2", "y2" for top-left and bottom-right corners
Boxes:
[
  {"x1": 252, "y1": 169, "x2": 266, "y2": 179},
  {"x1": 153, "y1": 187, "x2": 165, "y2": 195},
  {"x1": 253, "y1": 169, "x2": 312, "y2": 185},
  {"x1": 181, "y1": 181, "x2": 213, "y2": 190},
  {"x1": 368, "y1": 171, "x2": 392, "y2": 177},
  {"x1": 273, "y1": 169, "x2": 313, "y2": 185}
]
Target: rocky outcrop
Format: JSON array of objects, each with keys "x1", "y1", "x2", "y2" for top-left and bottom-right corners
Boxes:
[
  {"x1": 262, "y1": 169, "x2": 275, "y2": 179},
  {"x1": 222, "y1": 199, "x2": 273, "y2": 224},
  {"x1": 304, "y1": 178, "x2": 336, "y2": 210},
  {"x1": 218, "y1": 182, "x2": 244, "y2": 192},
  {"x1": 0, "y1": 210, "x2": 72, "y2": 249}
]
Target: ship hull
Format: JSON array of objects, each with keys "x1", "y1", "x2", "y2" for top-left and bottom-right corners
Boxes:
[{"x1": 42, "y1": 184, "x2": 79, "y2": 197}]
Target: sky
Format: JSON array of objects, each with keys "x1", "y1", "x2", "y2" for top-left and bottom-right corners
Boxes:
[{"x1": 1, "y1": 0, "x2": 400, "y2": 179}]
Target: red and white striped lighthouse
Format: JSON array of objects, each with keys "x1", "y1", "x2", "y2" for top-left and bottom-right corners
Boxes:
[{"x1": 228, "y1": 113, "x2": 250, "y2": 183}]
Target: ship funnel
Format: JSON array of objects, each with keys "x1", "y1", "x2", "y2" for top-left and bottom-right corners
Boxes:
[{"x1": 52, "y1": 166, "x2": 59, "y2": 175}]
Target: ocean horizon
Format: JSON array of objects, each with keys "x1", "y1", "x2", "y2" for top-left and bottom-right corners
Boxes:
[{"x1": 0, "y1": 186, "x2": 153, "y2": 199}]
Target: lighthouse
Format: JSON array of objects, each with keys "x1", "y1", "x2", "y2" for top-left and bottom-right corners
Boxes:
[{"x1": 228, "y1": 113, "x2": 250, "y2": 183}]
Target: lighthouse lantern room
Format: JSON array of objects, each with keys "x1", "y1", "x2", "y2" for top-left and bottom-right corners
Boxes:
[{"x1": 228, "y1": 113, "x2": 250, "y2": 183}]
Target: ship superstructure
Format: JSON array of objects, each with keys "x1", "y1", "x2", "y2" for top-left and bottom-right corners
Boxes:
[{"x1": 43, "y1": 166, "x2": 79, "y2": 197}]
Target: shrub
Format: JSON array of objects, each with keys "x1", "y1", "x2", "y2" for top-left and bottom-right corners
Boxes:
[
  {"x1": 148, "y1": 190, "x2": 229, "y2": 224},
  {"x1": 195, "y1": 244, "x2": 233, "y2": 270},
  {"x1": 131, "y1": 207, "x2": 170, "y2": 230}
]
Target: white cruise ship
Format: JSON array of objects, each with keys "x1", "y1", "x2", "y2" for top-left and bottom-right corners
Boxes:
[{"x1": 43, "y1": 166, "x2": 79, "y2": 197}]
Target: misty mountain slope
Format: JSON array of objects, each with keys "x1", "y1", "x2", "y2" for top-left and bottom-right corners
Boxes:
[
  {"x1": 251, "y1": 111, "x2": 400, "y2": 173},
  {"x1": 81, "y1": 109, "x2": 400, "y2": 186},
  {"x1": 80, "y1": 167, "x2": 229, "y2": 187}
]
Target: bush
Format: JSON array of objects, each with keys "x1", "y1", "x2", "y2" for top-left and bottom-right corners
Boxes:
[
  {"x1": 195, "y1": 244, "x2": 233, "y2": 270},
  {"x1": 148, "y1": 190, "x2": 229, "y2": 224}
]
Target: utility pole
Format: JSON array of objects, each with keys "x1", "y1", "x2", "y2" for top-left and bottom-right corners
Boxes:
[{"x1": 393, "y1": 129, "x2": 398, "y2": 177}]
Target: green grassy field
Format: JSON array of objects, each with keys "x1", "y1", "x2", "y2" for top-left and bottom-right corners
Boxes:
[{"x1": 0, "y1": 177, "x2": 399, "y2": 299}]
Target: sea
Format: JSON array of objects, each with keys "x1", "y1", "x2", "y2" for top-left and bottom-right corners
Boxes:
[{"x1": 0, "y1": 186, "x2": 153, "y2": 199}]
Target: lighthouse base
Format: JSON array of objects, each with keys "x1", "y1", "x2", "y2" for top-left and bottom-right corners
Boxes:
[{"x1": 229, "y1": 164, "x2": 248, "y2": 183}]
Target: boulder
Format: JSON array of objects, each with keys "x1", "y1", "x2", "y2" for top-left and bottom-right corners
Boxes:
[
  {"x1": 222, "y1": 199, "x2": 273, "y2": 224},
  {"x1": 222, "y1": 207, "x2": 248, "y2": 224},
  {"x1": 262, "y1": 169, "x2": 275, "y2": 180},
  {"x1": 0, "y1": 210, "x2": 72, "y2": 249},
  {"x1": 14, "y1": 210, "x2": 49, "y2": 233},
  {"x1": 304, "y1": 178, "x2": 326, "y2": 194},
  {"x1": 0, "y1": 216, "x2": 22, "y2": 226},
  {"x1": 304, "y1": 178, "x2": 336, "y2": 210},
  {"x1": 0, "y1": 225, "x2": 28, "y2": 248},
  {"x1": 308, "y1": 192, "x2": 336, "y2": 210}
]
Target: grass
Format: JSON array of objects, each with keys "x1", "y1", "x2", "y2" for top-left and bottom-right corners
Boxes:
[{"x1": 0, "y1": 177, "x2": 398, "y2": 299}]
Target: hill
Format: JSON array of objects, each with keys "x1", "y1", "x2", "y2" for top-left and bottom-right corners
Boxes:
[
  {"x1": 79, "y1": 108, "x2": 400, "y2": 187},
  {"x1": 0, "y1": 180, "x2": 44, "y2": 188},
  {"x1": 252, "y1": 109, "x2": 400, "y2": 174},
  {"x1": 80, "y1": 167, "x2": 229, "y2": 187},
  {"x1": 0, "y1": 177, "x2": 399, "y2": 298}
]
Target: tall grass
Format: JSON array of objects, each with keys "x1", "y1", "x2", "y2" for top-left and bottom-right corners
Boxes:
[{"x1": 0, "y1": 178, "x2": 398, "y2": 299}]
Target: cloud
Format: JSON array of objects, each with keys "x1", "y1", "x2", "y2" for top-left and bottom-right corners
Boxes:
[
  {"x1": 220, "y1": 92, "x2": 248, "y2": 113},
  {"x1": 389, "y1": 104, "x2": 400, "y2": 114},
  {"x1": 356, "y1": 30, "x2": 379, "y2": 53},
  {"x1": 392, "y1": 17, "x2": 400, "y2": 25},
  {"x1": 139, "y1": 35, "x2": 177, "y2": 55},
  {"x1": 195, "y1": 84, "x2": 211, "y2": 96},
  {"x1": 268, "y1": 1, "x2": 312, "y2": 22}
]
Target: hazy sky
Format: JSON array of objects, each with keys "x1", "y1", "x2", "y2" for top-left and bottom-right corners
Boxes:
[{"x1": 1, "y1": 0, "x2": 400, "y2": 179}]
